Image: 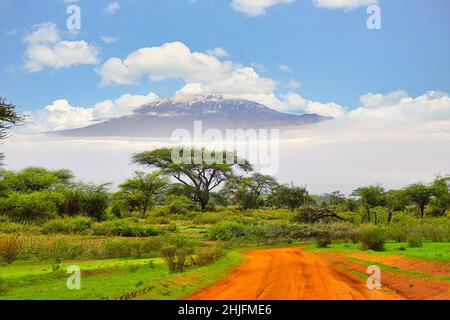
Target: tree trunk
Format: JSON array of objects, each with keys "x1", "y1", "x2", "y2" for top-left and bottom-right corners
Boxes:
[
  {"x1": 420, "y1": 206, "x2": 425, "y2": 219},
  {"x1": 387, "y1": 209, "x2": 394, "y2": 224},
  {"x1": 374, "y1": 212, "x2": 378, "y2": 225}
]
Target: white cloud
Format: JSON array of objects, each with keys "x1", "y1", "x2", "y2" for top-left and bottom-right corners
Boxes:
[
  {"x1": 231, "y1": 0, "x2": 296, "y2": 16},
  {"x1": 206, "y1": 47, "x2": 230, "y2": 58},
  {"x1": 23, "y1": 22, "x2": 100, "y2": 72},
  {"x1": 105, "y1": 1, "x2": 120, "y2": 14},
  {"x1": 101, "y1": 35, "x2": 119, "y2": 44},
  {"x1": 26, "y1": 91, "x2": 159, "y2": 132},
  {"x1": 93, "y1": 91, "x2": 159, "y2": 119},
  {"x1": 349, "y1": 90, "x2": 450, "y2": 124},
  {"x1": 313, "y1": 0, "x2": 378, "y2": 10},
  {"x1": 97, "y1": 42, "x2": 275, "y2": 96}
]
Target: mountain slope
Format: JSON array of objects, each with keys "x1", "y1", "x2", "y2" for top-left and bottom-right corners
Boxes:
[{"x1": 55, "y1": 95, "x2": 332, "y2": 137}]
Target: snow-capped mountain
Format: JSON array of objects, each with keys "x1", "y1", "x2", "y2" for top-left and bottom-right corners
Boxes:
[{"x1": 55, "y1": 95, "x2": 332, "y2": 137}]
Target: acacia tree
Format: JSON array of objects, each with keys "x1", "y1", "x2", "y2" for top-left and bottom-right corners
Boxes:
[
  {"x1": 269, "y1": 183, "x2": 311, "y2": 211},
  {"x1": 405, "y1": 183, "x2": 434, "y2": 219},
  {"x1": 0, "y1": 97, "x2": 25, "y2": 163},
  {"x1": 430, "y1": 176, "x2": 450, "y2": 216},
  {"x1": 118, "y1": 171, "x2": 169, "y2": 216},
  {"x1": 226, "y1": 173, "x2": 278, "y2": 209},
  {"x1": 132, "y1": 148, "x2": 252, "y2": 210},
  {"x1": 352, "y1": 185, "x2": 385, "y2": 224},
  {"x1": 385, "y1": 189, "x2": 408, "y2": 224}
]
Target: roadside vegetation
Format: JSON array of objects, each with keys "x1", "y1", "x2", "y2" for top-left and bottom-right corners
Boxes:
[{"x1": 0, "y1": 98, "x2": 449, "y2": 299}]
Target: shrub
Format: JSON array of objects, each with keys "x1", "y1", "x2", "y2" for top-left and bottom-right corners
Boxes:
[
  {"x1": 160, "y1": 235, "x2": 196, "y2": 273},
  {"x1": 316, "y1": 237, "x2": 332, "y2": 248},
  {"x1": 92, "y1": 219, "x2": 158, "y2": 237},
  {"x1": 165, "y1": 195, "x2": 199, "y2": 215},
  {"x1": 209, "y1": 222, "x2": 247, "y2": 241},
  {"x1": 42, "y1": 216, "x2": 93, "y2": 234},
  {"x1": 0, "y1": 191, "x2": 64, "y2": 221},
  {"x1": 387, "y1": 223, "x2": 409, "y2": 242},
  {"x1": 0, "y1": 234, "x2": 22, "y2": 264},
  {"x1": 359, "y1": 226, "x2": 386, "y2": 251},
  {"x1": 407, "y1": 234, "x2": 423, "y2": 248},
  {"x1": 194, "y1": 245, "x2": 225, "y2": 266}
]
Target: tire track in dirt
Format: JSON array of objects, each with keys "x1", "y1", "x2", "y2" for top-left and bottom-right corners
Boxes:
[{"x1": 187, "y1": 246, "x2": 403, "y2": 300}]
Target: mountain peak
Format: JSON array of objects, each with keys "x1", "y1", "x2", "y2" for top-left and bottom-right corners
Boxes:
[{"x1": 54, "y1": 95, "x2": 332, "y2": 137}]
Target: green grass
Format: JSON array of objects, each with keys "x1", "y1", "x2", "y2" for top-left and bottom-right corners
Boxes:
[
  {"x1": 307, "y1": 241, "x2": 450, "y2": 261},
  {"x1": 0, "y1": 252, "x2": 244, "y2": 300}
]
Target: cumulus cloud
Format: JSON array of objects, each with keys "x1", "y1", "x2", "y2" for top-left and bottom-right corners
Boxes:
[
  {"x1": 313, "y1": 0, "x2": 378, "y2": 10},
  {"x1": 26, "y1": 91, "x2": 159, "y2": 132},
  {"x1": 231, "y1": 0, "x2": 296, "y2": 16},
  {"x1": 23, "y1": 22, "x2": 100, "y2": 72},
  {"x1": 349, "y1": 90, "x2": 450, "y2": 125},
  {"x1": 97, "y1": 42, "x2": 276, "y2": 95}
]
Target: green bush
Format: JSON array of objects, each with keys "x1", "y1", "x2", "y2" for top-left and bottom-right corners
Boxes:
[
  {"x1": 42, "y1": 216, "x2": 93, "y2": 234},
  {"x1": 387, "y1": 223, "x2": 409, "y2": 242},
  {"x1": 407, "y1": 233, "x2": 423, "y2": 248},
  {"x1": 92, "y1": 219, "x2": 158, "y2": 237},
  {"x1": 316, "y1": 237, "x2": 332, "y2": 248},
  {"x1": 0, "y1": 191, "x2": 64, "y2": 221},
  {"x1": 194, "y1": 245, "x2": 225, "y2": 266},
  {"x1": 359, "y1": 225, "x2": 386, "y2": 251},
  {"x1": 209, "y1": 222, "x2": 247, "y2": 241},
  {"x1": 164, "y1": 195, "x2": 199, "y2": 215},
  {"x1": 160, "y1": 235, "x2": 197, "y2": 273}
]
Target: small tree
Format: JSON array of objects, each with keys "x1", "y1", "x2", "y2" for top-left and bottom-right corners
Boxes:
[
  {"x1": 405, "y1": 183, "x2": 434, "y2": 219},
  {"x1": 118, "y1": 171, "x2": 169, "y2": 216},
  {"x1": 226, "y1": 173, "x2": 278, "y2": 209},
  {"x1": 352, "y1": 185, "x2": 385, "y2": 224},
  {"x1": 385, "y1": 189, "x2": 409, "y2": 224},
  {"x1": 269, "y1": 183, "x2": 310, "y2": 211},
  {"x1": 83, "y1": 183, "x2": 110, "y2": 220},
  {"x1": 430, "y1": 176, "x2": 450, "y2": 216}
]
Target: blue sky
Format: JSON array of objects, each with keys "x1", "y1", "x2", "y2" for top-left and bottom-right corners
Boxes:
[{"x1": 1, "y1": 0, "x2": 449, "y2": 116}]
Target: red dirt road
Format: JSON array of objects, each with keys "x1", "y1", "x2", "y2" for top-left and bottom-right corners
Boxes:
[{"x1": 187, "y1": 246, "x2": 402, "y2": 300}]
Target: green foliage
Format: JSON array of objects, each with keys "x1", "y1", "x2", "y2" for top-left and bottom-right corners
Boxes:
[
  {"x1": 82, "y1": 184, "x2": 110, "y2": 220},
  {"x1": 165, "y1": 195, "x2": 199, "y2": 215},
  {"x1": 352, "y1": 185, "x2": 385, "y2": 223},
  {"x1": 405, "y1": 183, "x2": 434, "y2": 219},
  {"x1": 316, "y1": 237, "x2": 332, "y2": 248},
  {"x1": 92, "y1": 219, "x2": 159, "y2": 237},
  {"x1": 0, "y1": 191, "x2": 64, "y2": 221},
  {"x1": 291, "y1": 206, "x2": 346, "y2": 224},
  {"x1": 1, "y1": 167, "x2": 73, "y2": 193},
  {"x1": 269, "y1": 184, "x2": 310, "y2": 211},
  {"x1": 116, "y1": 171, "x2": 169, "y2": 216},
  {"x1": 407, "y1": 233, "x2": 423, "y2": 248},
  {"x1": 133, "y1": 148, "x2": 252, "y2": 210},
  {"x1": 359, "y1": 225, "x2": 386, "y2": 251},
  {"x1": 42, "y1": 216, "x2": 93, "y2": 234},
  {"x1": 194, "y1": 245, "x2": 225, "y2": 266},
  {"x1": 209, "y1": 222, "x2": 247, "y2": 241},
  {"x1": 160, "y1": 235, "x2": 197, "y2": 273}
]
